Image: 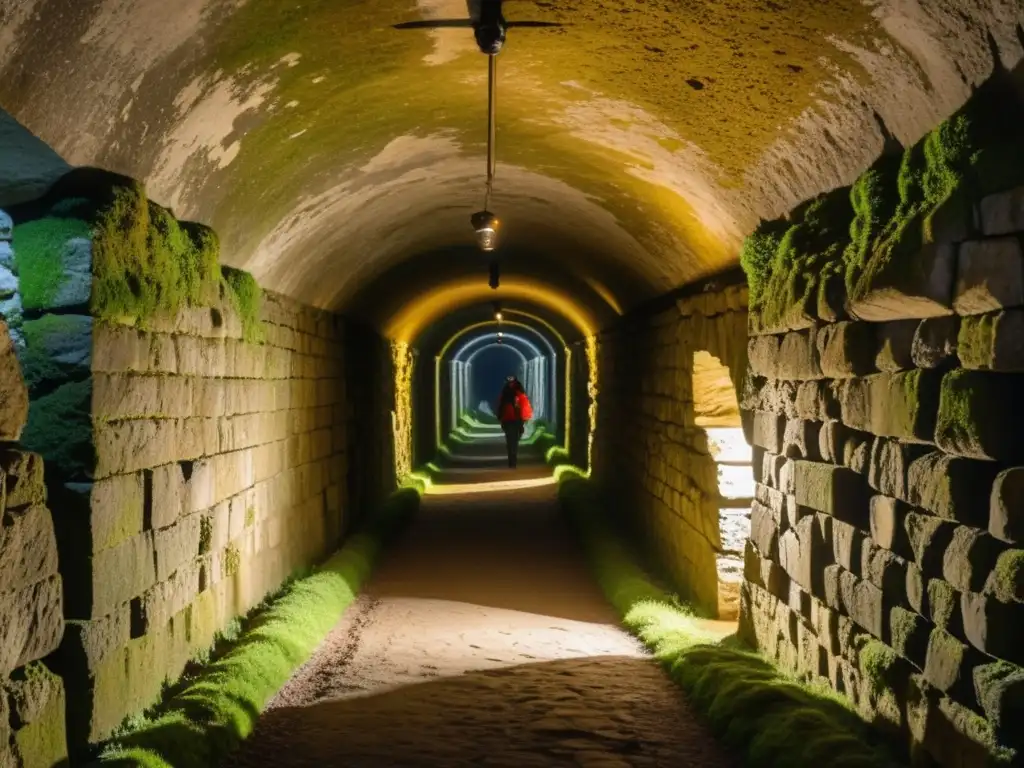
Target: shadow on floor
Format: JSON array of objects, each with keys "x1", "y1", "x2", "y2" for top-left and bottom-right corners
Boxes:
[{"x1": 225, "y1": 655, "x2": 738, "y2": 768}]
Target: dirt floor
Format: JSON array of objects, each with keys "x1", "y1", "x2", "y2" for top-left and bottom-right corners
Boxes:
[{"x1": 226, "y1": 440, "x2": 737, "y2": 768}]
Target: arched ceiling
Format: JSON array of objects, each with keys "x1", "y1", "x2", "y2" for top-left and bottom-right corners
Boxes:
[{"x1": 1, "y1": 0, "x2": 1022, "y2": 334}]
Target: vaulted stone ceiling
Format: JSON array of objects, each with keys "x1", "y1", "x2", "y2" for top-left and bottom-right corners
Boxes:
[{"x1": 1, "y1": 0, "x2": 1022, "y2": 338}]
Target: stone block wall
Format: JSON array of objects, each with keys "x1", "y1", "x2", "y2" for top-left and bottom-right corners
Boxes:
[
  {"x1": 738, "y1": 185, "x2": 1024, "y2": 765},
  {"x1": 50, "y1": 290, "x2": 352, "y2": 753},
  {"x1": 0, "y1": 316, "x2": 68, "y2": 768},
  {"x1": 592, "y1": 279, "x2": 749, "y2": 616}
]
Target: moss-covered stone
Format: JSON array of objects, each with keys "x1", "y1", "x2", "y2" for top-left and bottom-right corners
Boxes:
[
  {"x1": 9, "y1": 663, "x2": 68, "y2": 768},
  {"x1": 907, "y1": 451, "x2": 998, "y2": 526},
  {"x1": 973, "y1": 661, "x2": 1024, "y2": 748},
  {"x1": 986, "y1": 549, "x2": 1024, "y2": 603},
  {"x1": 859, "y1": 638, "x2": 900, "y2": 695},
  {"x1": 20, "y1": 378, "x2": 94, "y2": 481},
  {"x1": 958, "y1": 311, "x2": 1024, "y2": 371},
  {"x1": 19, "y1": 313, "x2": 92, "y2": 394},
  {"x1": 889, "y1": 606, "x2": 930, "y2": 669},
  {"x1": 11, "y1": 216, "x2": 93, "y2": 311},
  {"x1": 221, "y1": 266, "x2": 263, "y2": 343},
  {"x1": 924, "y1": 627, "x2": 976, "y2": 701},
  {"x1": 935, "y1": 369, "x2": 1024, "y2": 462},
  {"x1": 927, "y1": 579, "x2": 963, "y2": 635}
]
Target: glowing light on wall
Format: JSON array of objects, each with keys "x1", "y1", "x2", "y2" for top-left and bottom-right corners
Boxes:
[
  {"x1": 390, "y1": 341, "x2": 415, "y2": 481},
  {"x1": 585, "y1": 334, "x2": 600, "y2": 473}
]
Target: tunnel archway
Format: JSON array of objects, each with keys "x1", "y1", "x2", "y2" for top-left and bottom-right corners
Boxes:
[{"x1": 691, "y1": 350, "x2": 753, "y2": 622}]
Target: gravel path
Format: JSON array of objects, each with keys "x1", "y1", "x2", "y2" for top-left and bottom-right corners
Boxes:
[{"x1": 226, "y1": 448, "x2": 737, "y2": 768}]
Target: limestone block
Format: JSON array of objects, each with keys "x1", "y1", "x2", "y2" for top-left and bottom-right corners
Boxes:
[
  {"x1": 779, "y1": 515, "x2": 828, "y2": 593},
  {"x1": 150, "y1": 462, "x2": 186, "y2": 530},
  {"x1": 781, "y1": 419, "x2": 820, "y2": 460},
  {"x1": 907, "y1": 452, "x2": 998, "y2": 526},
  {"x1": 136, "y1": 556, "x2": 201, "y2": 632},
  {"x1": 92, "y1": 373, "x2": 192, "y2": 420},
  {"x1": 867, "y1": 437, "x2": 919, "y2": 500},
  {"x1": 0, "y1": 319, "x2": 28, "y2": 440},
  {"x1": 906, "y1": 561, "x2": 927, "y2": 619},
  {"x1": 924, "y1": 628, "x2": 979, "y2": 702},
  {"x1": 905, "y1": 512, "x2": 958, "y2": 576},
  {"x1": 846, "y1": 576, "x2": 885, "y2": 639},
  {"x1": 979, "y1": 186, "x2": 1024, "y2": 236},
  {"x1": 942, "y1": 525, "x2": 1005, "y2": 594},
  {"x1": 83, "y1": 474, "x2": 145, "y2": 552},
  {"x1": 912, "y1": 315, "x2": 960, "y2": 369},
  {"x1": 874, "y1": 320, "x2": 918, "y2": 371},
  {"x1": 935, "y1": 369, "x2": 1024, "y2": 462},
  {"x1": 153, "y1": 514, "x2": 202, "y2": 582},
  {"x1": 953, "y1": 238, "x2": 1024, "y2": 315},
  {"x1": 91, "y1": 323, "x2": 152, "y2": 373},
  {"x1": 64, "y1": 532, "x2": 156, "y2": 620},
  {"x1": 908, "y1": 677, "x2": 1012, "y2": 768},
  {"x1": 792, "y1": 460, "x2": 869, "y2": 525},
  {"x1": 60, "y1": 607, "x2": 131, "y2": 672},
  {"x1": 0, "y1": 450, "x2": 45, "y2": 510},
  {"x1": 990, "y1": 468, "x2": 1024, "y2": 544},
  {"x1": 848, "y1": 242, "x2": 956, "y2": 321},
  {"x1": 869, "y1": 495, "x2": 913, "y2": 559},
  {"x1": 889, "y1": 606, "x2": 930, "y2": 669},
  {"x1": 838, "y1": 370, "x2": 940, "y2": 443},
  {"x1": 794, "y1": 380, "x2": 836, "y2": 421},
  {"x1": 816, "y1": 321, "x2": 877, "y2": 378},
  {"x1": 749, "y1": 500, "x2": 780, "y2": 559},
  {"x1": 927, "y1": 579, "x2": 963, "y2": 635},
  {"x1": 831, "y1": 518, "x2": 862, "y2": 572},
  {"x1": 754, "y1": 483, "x2": 785, "y2": 522},
  {"x1": 958, "y1": 310, "x2": 1024, "y2": 371},
  {"x1": 961, "y1": 591, "x2": 1024, "y2": 665},
  {"x1": 973, "y1": 660, "x2": 1024, "y2": 746},
  {"x1": 7, "y1": 663, "x2": 68, "y2": 768},
  {"x1": 0, "y1": 505, "x2": 58, "y2": 594},
  {"x1": 0, "y1": 576, "x2": 62, "y2": 676}
]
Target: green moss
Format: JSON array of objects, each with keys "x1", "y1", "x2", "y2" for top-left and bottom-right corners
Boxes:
[
  {"x1": 958, "y1": 314, "x2": 996, "y2": 369},
  {"x1": 935, "y1": 368, "x2": 980, "y2": 449},
  {"x1": 990, "y1": 550, "x2": 1024, "y2": 603},
  {"x1": 221, "y1": 544, "x2": 241, "y2": 580},
  {"x1": 91, "y1": 182, "x2": 220, "y2": 327},
  {"x1": 20, "y1": 379, "x2": 94, "y2": 480},
  {"x1": 742, "y1": 187, "x2": 852, "y2": 328},
  {"x1": 244, "y1": 507, "x2": 256, "y2": 528},
  {"x1": 96, "y1": 486, "x2": 422, "y2": 768},
  {"x1": 843, "y1": 152, "x2": 902, "y2": 286},
  {"x1": 12, "y1": 216, "x2": 93, "y2": 310},
  {"x1": 220, "y1": 266, "x2": 263, "y2": 343},
  {"x1": 550, "y1": 455, "x2": 901, "y2": 768},
  {"x1": 198, "y1": 517, "x2": 213, "y2": 556},
  {"x1": 889, "y1": 606, "x2": 929, "y2": 664},
  {"x1": 859, "y1": 640, "x2": 900, "y2": 696},
  {"x1": 927, "y1": 579, "x2": 959, "y2": 631}
]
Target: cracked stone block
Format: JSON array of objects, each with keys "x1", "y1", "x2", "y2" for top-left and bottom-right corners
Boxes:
[
  {"x1": 913, "y1": 315, "x2": 960, "y2": 369},
  {"x1": 953, "y1": 238, "x2": 1024, "y2": 315}
]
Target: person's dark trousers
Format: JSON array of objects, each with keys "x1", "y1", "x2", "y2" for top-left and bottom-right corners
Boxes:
[{"x1": 501, "y1": 420, "x2": 522, "y2": 468}]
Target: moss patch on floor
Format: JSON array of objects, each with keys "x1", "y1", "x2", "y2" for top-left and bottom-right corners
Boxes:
[
  {"x1": 550, "y1": 456, "x2": 902, "y2": 768},
  {"x1": 91, "y1": 486, "x2": 423, "y2": 768},
  {"x1": 20, "y1": 378, "x2": 94, "y2": 480}
]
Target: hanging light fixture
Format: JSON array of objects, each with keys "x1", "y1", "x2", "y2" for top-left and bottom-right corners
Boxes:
[
  {"x1": 471, "y1": 52, "x2": 501, "y2": 266},
  {"x1": 494, "y1": 301, "x2": 503, "y2": 321}
]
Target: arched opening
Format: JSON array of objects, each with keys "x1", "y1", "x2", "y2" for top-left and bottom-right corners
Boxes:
[{"x1": 691, "y1": 350, "x2": 753, "y2": 621}]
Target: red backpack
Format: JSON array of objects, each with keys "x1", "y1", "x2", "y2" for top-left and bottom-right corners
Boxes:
[{"x1": 515, "y1": 391, "x2": 533, "y2": 420}]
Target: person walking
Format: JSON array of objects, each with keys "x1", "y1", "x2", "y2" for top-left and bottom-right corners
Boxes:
[{"x1": 496, "y1": 375, "x2": 533, "y2": 468}]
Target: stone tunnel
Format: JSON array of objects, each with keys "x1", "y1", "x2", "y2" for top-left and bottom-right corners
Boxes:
[{"x1": 0, "y1": 1, "x2": 1023, "y2": 766}]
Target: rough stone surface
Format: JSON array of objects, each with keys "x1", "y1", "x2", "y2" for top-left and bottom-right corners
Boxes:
[
  {"x1": 0, "y1": 576, "x2": 63, "y2": 677},
  {"x1": 980, "y1": 187, "x2": 1024, "y2": 236},
  {"x1": 816, "y1": 322, "x2": 876, "y2": 378},
  {"x1": 990, "y1": 469, "x2": 1024, "y2": 544},
  {"x1": 957, "y1": 310, "x2": 1024, "y2": 371},
  {"x1": 875, "y1": 320, "x2": 918, "y2": 372},
  {"x1": 0, "y1": 319, "x2": 28, "y2": 440},
  {"x1": 907, "y1": 452, "x2": 998, "y2": 527},
  {"x1": 848, "y1": 243, "x2": 956, "y2": 321},
  {"x1": 837, "y1": 370, "x2": 940, "y2": 443},
  {"x1": 935, "y1": 370, "x2": 1024, "y2": 463},
  {"x1": 953, "y1": 239, "x2": 1024, "y2": 316},
  {"x1": 912, "y1": 316, "x2": 960, "y2": 369}
]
